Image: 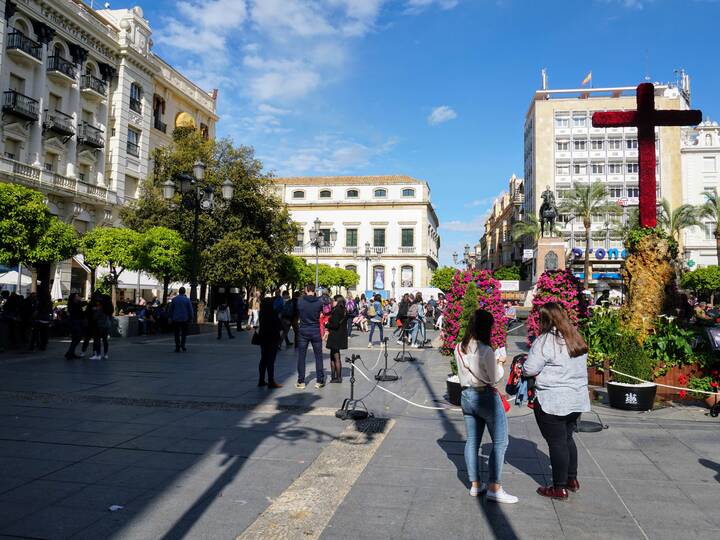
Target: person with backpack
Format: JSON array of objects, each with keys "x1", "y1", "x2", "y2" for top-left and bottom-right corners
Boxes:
[
  {"x1": 367, "y1": 294, "x2": 384, "y2": 348},
  {"x1": 216, "y1": 302, "x2": 234, "y2": 340},
  {"x1": 345, "y1": 294, "x2": 357, "y2": 338},
  {"x1": 455, "y1": 309, "x2": 517, "y2": 504},
  {"x1": 319, "y1": 292, "x2": 332, "y2": 342},
  {"x1": 395, "y1": 293, "x2": 411, "y2": 343}
]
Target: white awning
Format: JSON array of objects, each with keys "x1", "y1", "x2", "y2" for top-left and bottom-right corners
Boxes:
[{"x1": 0, "y1": 270, "x2": 32, "y2": 286}]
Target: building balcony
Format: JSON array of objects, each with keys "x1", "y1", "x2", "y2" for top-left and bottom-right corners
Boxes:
[
  {"x1": 47, "y1": 55, "x2": 76, "y2": 83},
  {"x1": 126, "y1": 140, "x2": 139, "y2": 157},
  {"x1": 6, "y1": 31, "x2": 41, "y2": 65},
  {"x1": 2, "y1": 90, "x2": 39, "y2": 121},
  {"x1": 80, "y1": 75, "x2": 107, "y2": 100},
  {"x1": 43, "y1": 109, "x2": 75, "y2": 137},
  {"x1": 78, "y1": 122, "x2": 104, "y2": 148},
  {"x1": 343, "y1": 246, "x2": 359, "y2": 255},
  {"x1": 399, "y1": 246, "x2": 416, "y2": 254},
  {"x1": 153, "y1": 116, "x2": 167, "y2": 133},
  {"x1": 129, "y1": 97, "x2": 142, "y2": 113},
  {"x1": 293, "y1": 246, "x2": 303, "y2": 254},
  {"x1": 372, "y1": 246, "x2": 387, "y2": 255}
]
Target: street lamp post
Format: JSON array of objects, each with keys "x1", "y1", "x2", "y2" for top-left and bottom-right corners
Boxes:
[
  {"x1": 162, "y1": 160, "x2": 235, "y2": 326},
  {"x1": 305, "y1": 217, "x2": 337, "y2": 291},
  {"x1": 363, "y1": 242, "x2": 372, "y2": 291},
  {"x1": 453, "y1": 244, "x2": 473, "y2": 269}
]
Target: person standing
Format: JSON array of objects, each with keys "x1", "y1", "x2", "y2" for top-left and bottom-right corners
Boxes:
[
  {"x1": 29, "y1": 291, "x2": 52, "y2": 351},
  {"x1": 326, "y1": 295, "x2": 348, "y2": 383},
  {"x1": 89, "y1": 295, "x2": 113, "y2": 360},
  {"x1": 235, "y1": 294, "x2": 248, "y2": 331},
  {"x1": 257, "y1": 297, "x2": 282, "y2": 388},
  {"x1": 291, "y1": 291, "x2": 301, "y2": 348},
  {"x1": 395, "y1": 293, "x2": 411, "y2": 343},
  {"x1": 296, "y1": 283, "x2": 325, "y2": 389},
  {"x1": 279, "y1": 290, "x2": 294, "y2": 348},
  {"x1": 523, "y1": 302, "x2": 590, "y2": 500},
  {"x1": 367, "y1": 294, "x2": 384, "y2": 348},
  {"x1": 455, "y1": 309, "x2": 517, "y2": 504},
  {"x1": 65, "y1": 293, "x2": 86, "y2": 360},
  {"x1": 345, "y1": 294, "x2": 357, "y2": 338},
  {"x1": 216, "y1": 302, "x2": 234, "y2": 340},
  {"x1": 249, "y1": 291, "x2": 261, "y2": 329},
  {"x1": 169, "y1": 287, "x2": 193, "y2": 352}
]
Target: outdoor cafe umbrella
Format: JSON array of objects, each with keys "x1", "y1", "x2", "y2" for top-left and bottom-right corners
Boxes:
[{"x1": 50, "y1": 266, "x2": 63, "y2": 301}]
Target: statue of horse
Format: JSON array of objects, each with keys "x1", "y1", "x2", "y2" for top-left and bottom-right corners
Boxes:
[{"x1": 539, "y1": 187, "x2": 558, "y2": 237}]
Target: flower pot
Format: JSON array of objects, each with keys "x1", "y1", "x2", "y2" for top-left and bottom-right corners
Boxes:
[
  {"x1": 447, "y1": 375, "x2": 462, "y2": 406},
  {"x1": 704, "y1": 392, "x2": 720, "y2": 409},
  {"x1": 607, "y1": 381, "x2": 657, "y2": 411}
]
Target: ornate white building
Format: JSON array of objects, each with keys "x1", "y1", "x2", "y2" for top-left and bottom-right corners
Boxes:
[
  {"x1": 273, "y1": 176, "x2": 441, "y2": 296},
  {"x1": 682, "y1": 119, "x2": 720, "y2": 268},
  {"x1": 0, "y1": 0, "x2": 217, "y2": 295}
]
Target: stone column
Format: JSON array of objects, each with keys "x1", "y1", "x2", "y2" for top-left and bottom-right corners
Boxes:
[
  {"x1": 29, "y1": 29, "x2": 51, "y2": 168},
  {"x1": 65, "y1": 67, "x2": 80, "y2": 179}
]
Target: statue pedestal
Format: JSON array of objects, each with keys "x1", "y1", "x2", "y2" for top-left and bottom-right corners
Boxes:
[{"x1": 534, "y1": 237, "x2": 566, "y2": 282}]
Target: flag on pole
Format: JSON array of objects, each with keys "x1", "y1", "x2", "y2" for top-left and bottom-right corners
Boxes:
[{"x1": 581, "y1": 71, "x2": 592, "y2": 86}]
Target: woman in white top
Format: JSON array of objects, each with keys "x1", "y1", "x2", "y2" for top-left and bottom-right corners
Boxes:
[
  {"x1": 523, "y1": 302, "x2": 591, "y2": 500},
  {"x1": 455, "y1": 309, "x2": 518, "y2": 504}
]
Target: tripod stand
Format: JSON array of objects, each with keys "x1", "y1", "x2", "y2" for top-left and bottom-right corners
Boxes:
[
  {"x1": 394, "y1": 320, "x2": 415, "y2": 362},
  {"x1": 336, "y1": 354, "x2": 369, "y2": 420},
  {"x1": 375, "y1": 338, "x2": 399, "y2": 382}
]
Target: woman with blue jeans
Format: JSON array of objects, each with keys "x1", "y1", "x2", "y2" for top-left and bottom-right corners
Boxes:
[
  {"x1": 367, "y1": 294, "x2": 384, "y2": 348},
  {"x1": 455, "y1": 309, "x2": 517, "y2": 504}
]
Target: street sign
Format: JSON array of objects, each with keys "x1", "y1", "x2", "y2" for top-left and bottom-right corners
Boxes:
[{"x1": 522, "y1": 249, "x2": 534, "y2": 261}]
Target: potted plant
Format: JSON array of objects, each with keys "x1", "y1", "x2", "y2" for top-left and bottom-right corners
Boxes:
[
  {"x1": 687, "y1": 371, "x2": 720, "y2": 409},
  {"x1": 607, "y1": 331, "x2": 657, "y2": 411},
  {"x1": 446, "y1": 282, "x2": 480, "y2": 405}
]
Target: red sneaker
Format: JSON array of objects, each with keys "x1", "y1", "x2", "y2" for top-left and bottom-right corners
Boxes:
[
  {"x1": 537, "y1": 486, "x2": 569, "y2": 500},
  {"x1": 567, "y1": 479, "x2": 580, "y2": 492}
]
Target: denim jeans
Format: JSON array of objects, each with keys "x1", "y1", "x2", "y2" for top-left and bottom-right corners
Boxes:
[
  {"x1": 368, "y1": 321, "x2": 384, "y2": 343},
  {"x1": 461, "y1": 387, "x2": 508, "y2": 484},
  {"x1": 410, "y1": 319, "x2": 426, "y2": 345},
  {"x1": 297, "y1": 327, "x2": 324, "y2": 383}
]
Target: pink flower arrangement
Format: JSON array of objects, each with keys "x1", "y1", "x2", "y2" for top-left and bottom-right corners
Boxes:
[
  {"x1": 526, "y1": 269, "x2": 588, "y2": 344},
  {"x1": 441, "y1": 269, "x2": 507, "y2": 354}
]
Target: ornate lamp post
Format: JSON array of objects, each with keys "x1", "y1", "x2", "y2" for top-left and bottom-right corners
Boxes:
[
  {"x1": 360, "y1": 241, "x2": 381, "y2": 292},
  {"x1": 300, "y1": 217, "x2": 337, "y2": 290},
  {"x1": 453, "y1": 244, "x2": 474, "y2": 269},
  {"x1": 162, "y1": 160, "x2": 234, "y2": 326}
]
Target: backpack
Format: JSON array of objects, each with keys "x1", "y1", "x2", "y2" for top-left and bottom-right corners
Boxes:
[
  {"x1": 346, "y1": 299, "x2": 356, "y2": 315},
  {"x1": 367, "y1": 302, "x2": 377, "y2": 317},
  {"x1": 322, "y1": 301, "x2": 332, "y2": 315},
  {"x1": 408, "y1": 303, "x2": 419, "y2": 318}
]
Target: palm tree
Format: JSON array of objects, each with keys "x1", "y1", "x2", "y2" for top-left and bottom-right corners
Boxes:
[
  {"x1": 657, "y1": 198, "x2": 703, "y2": 243},
  {"x1": 512, "y1": 214, "x2": 541, "y2": 243},
  {"x1": 560, "y1": 181, "x2": 620, "y2": 289},
  {"x1": 698, "y1": 191, "x2": 720, "y2": 265}
]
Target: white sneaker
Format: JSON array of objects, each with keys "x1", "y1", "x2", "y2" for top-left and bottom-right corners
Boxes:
[
  {"x1": 367, "y1": 343, "x2": 373, "y2": 348},
  {"x1": 487, "y1": 488, "x2": 518, "y2": 504},
  {"x1": 102, "y1": 355, "x2": 108, "y2": 360},
  {"x1": 469, "y1": 483, "x2": 487, "y2": 497},
  {"x1": 89, "y1": 354, "x2": 100, "y2": 360},
  {"x1": 396, "y1": 340, "x2": 403, "y2": 345}
]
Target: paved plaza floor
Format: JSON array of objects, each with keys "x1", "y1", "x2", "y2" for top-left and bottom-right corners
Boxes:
[{"x1": 0, "y1": 326, "x2": 719, "y2": 539}]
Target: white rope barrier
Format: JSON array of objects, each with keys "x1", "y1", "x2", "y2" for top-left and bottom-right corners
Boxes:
[{"x1": 609, "y1": 368, "x2": 720, "y2": 397}]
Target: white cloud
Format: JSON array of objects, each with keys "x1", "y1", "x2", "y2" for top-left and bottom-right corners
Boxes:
[
  {"x1": 405, "y1": 0, "x2": 460, "y2": 14},
  {"x1": 427, "y1": 105, "x2": 458, "y2": 125},
  {"x1": 441, "y1": 210, "x2": 490, "y2": 233},
  {"x1": 464, "y1": 197, "x2": 495, "y2": 208}
]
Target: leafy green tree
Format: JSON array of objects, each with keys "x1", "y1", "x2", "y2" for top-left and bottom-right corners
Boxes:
[
  {"x1": 276, "y1": 255, "x2": 313, "y2": 291},
  {"x1": 560, "y1": 181, "x2": 620, "y2": 289},
  {"x1": 681, "y1": 266, "x2": 720, "y2": 302},
  {"x1": 430, "y1": 266, "x2": 456, "y2": 292},
  {"x1": 493, "y1": 264, "x2": 521, "y2": 280},
  {"x1": 202, "y1": 233, "x2": 277, "y2": 292},
  {"x1": 0, "y1": 183, "x2": 52, "y2": 265},
  {"x1": 139, "y1": 227, "x2": 189, "y2": 302},
  {"x1": 81, "y1": 227, "x2": 142, "y2": 307},
  {"x1": 451, "y1": 281, "x2": 479, "y2": 376},
  {"x1": 657, "y1": 198, "x2": 702, "y2": 243},
  {"x1": 699, "y1": 191, "x2": 720, "y2": 264},
  {"x1": 28, "y1": 218, "x2": 79, "y2": 266}
]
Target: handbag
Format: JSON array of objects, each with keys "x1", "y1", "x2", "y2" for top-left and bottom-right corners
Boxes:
[
  {"x1": 251, "y1": 331, "x2": 261, "y2": 346},
  {"x1": 457, "y1": 347, "x2": 511, "y2": 414}
]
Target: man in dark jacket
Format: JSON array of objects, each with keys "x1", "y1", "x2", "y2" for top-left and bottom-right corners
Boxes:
[
  {"x1": 296, "y1": 283, "x2": 325, "y2": 389},
  {"x1": 169, "y1": 287, "x2": 193, "y2": 352}
]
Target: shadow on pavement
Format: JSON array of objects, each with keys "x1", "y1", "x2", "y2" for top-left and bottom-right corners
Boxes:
[{"x1": 699, "y1": 458, "x2": 720, "y2": 483}]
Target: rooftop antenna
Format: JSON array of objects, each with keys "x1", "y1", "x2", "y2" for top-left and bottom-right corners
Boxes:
[{"x1": 541, "y1": 68, "x2": 548, "y2": 90}]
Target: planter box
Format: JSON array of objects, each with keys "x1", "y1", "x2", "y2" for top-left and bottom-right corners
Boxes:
[
  {"x1": 607, "y1": 381, "x2": 657, "y2": 411},
  {"x1": 447, "y1": 375, "x2": 461, "y2": 406},
  {"x1": 653, "y1": 365, "x2": 701, "y2": 398}
]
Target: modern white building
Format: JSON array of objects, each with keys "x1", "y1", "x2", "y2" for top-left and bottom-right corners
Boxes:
[
  {"x1": 682, "y1": 119, "x2": 720, "y2": 268},
  {"x1": 0, "y1": 0, "x2": 217, "y2": 297},
  {"x1": 273, "y1": 175, "x2": 441, "y2": 296}
]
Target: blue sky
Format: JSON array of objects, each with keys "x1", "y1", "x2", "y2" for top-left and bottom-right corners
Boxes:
[{"x1": 104, "y1": 0, "x2": 720, "y2": 266}]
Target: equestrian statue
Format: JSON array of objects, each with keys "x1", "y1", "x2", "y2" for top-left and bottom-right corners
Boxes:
[{"x1": 539, "y1": 186, "x2": 558, "y2": 237}]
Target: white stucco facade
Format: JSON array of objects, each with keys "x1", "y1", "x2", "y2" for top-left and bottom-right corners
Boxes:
[{"x1": 274, "y1": 176, "x2": 441, "y2": 296}]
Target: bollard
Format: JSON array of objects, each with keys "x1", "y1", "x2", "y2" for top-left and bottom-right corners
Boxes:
[
  {"x1": 375, "y1": 338, "x2": 399, "y2": 382},
  {"x1": 336, "y1": 354, "x2": 370, "y2": 420}
]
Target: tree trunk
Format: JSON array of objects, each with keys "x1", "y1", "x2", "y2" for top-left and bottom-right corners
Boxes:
[
  {"x1": 162, "y1": 276, "x2": 170, "y2": 304},
  {"x1": 200, "y1": 282, "x2": 207, "y2": 303},
  {"x1": 111, "y1": 284, "x2": 117, "y2": 313},
  {"x1": 35, "y1": 263, "x2": 51, "y2": 296},
  {"x1": 89, "y1": 267, "x2": 96, "y2": 296},
  {"x1": 584, "y1": 220, "x2": 591, "y2": 290}
]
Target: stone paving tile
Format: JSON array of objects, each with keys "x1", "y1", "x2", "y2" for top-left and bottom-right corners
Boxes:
[
  {"x1": 1, "y1": 506, "x2": 107, "y2": 539},
  {"x1": 0, "y1": 456, "x2": 72, "y2": 478},
  {"x1": 44, "y1": 461, "x2": 128, "y2": 484}
]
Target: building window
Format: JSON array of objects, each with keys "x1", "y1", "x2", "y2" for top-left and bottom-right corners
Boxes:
[
  {"x1": 626, "y1": 139, "x2": 638, "y2": 149},
  {"x1": 556, "y1": 164, "x2": 570, "y2": 175},
  {"x1": 572, "y1": 115, "x2": 587, "y2": 127},
  {"x1": 319, "y1": 228, "x2": 331, "y2": 243},
  {"x1": 705, "y1": 134, "x2": 713, "y2": 146},
  {"x1": 591, "y1": 163, "x2": 604, "y2": 174},
  {"x1": 319, "y1": 189, "x2": 332, "y2": 198},
  {"x1": 555, "y1": 114, "x2": 569, "y2": 128},
  {"x1": 610, "y1": 187, "x2": 623, "y2": 198},
  {"x1": 295, "y1": 229, "x2": 304, "y2": 247},
  {"x1": 373, "y1": 228, "x2": 386, "y2": 247},
  {"x1": 130, "y1": 83, "x2": 143, "y2": 113},
  {"x1": 705, "y1": 223, "x2": 717, "y2": 241},
  {"x1": 346, "y1": 228, "x2": 358, "y2": 247},
  {"x1": 573, "y1": 140, "x2": 587, "y2": 151},
  {"x1": 9, "y1": 73, "x2": 25, "y2": 94},
  {"x1": 703, "y1": 156, "x2": 717, "y2": 173},
  {"x1": 608, "y1": 139, "x2": 622, "y2": 150},
  {"x1": 4, "y1": 139, "x2": 18, "y2": 160},
  {"x1": 374, "y1": 188, "x2": 387, "y2": 198},
  {"x1": 345, "y1": 264, "x2": 357, "y2": 273},
  {"x1": 401, "y1": 188, "x2": 415, "y2": 197},
  {"x1": 591, "y1": 140, "x2": 604, "y2": 150},
  {"x1": 292, "y1": 190, "x2": 305, "y2": 199},
  {"x1": 400, "y1": 266, "x2": 414, "y2": 287},
  {"x1": 627, "y1": 162, "x2": 639, "y2": 174},
  {"x1": 556, "y1": 141, "x2": 569, "y2": 151},
  {"x1": 401, "y1": 228, "x2": 414, "y2": 247},
  {"x1": 573, "y1": 163, "x2": 587, "y2": 175},
  {"x1": 628, "y1": 187, "x2": 640, "y2": 197},
  {"x1": 127, "y1": 128, "x2": 140, "y2": 157},
  {"x1": 346, "y1": 189, "x2": 359, "y2": 199},
  {"x1": 608, "y1": 163, "x2": 623, "y2": 174}
]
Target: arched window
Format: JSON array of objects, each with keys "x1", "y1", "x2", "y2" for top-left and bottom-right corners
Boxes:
[
  {"x1": 85, "y1": 62, "x2": 97, "y2": 76},
  {"x1": 292, "y1": 190, "x2": 305, "y2": 199},
  {"x1": 401, "y1": 188, "x2": 415, "y2": 197},
  {"x1": 400, "y1": 266, "x2": 414, "y2": 287},
  {"x1": 706, "y1": 134, "x2": 713, "y2": 146},
  {"x1": 13, "y1": 20, "x2": 29, "y2": 35},
  {"x1": 130, "y1": 83, "x2": 143, "y2": 113},
  {"x1": 345, "y1": 265, "x2": 357, "y2": 273},
  {"x1": 374, "y1": 188, "x2": 387, "y2": 198},
  {"x1": 346, "y1": 189, "x2": 359, "y2": 199},
  {"x1": 319, "y1": 189, "x2": 331, "y2": 198},
  {"x1": 53, "y1": 43, "x2": 63, "y2": 57}
]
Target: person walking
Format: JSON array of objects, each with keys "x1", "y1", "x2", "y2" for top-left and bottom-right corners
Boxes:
[
  {"x1": 169, "y1": 287, "x2": 193, "y2": 352},
  {"x1": 249, "y1": 291, "x2": 261, "y2": 329},
  {"x1": 410, "y1": 293, "x2": 427, "y2": 348},
  {"x1": 455, "y1": 309, "x2": 517, "y2": 504},
  {"x1": 89, "y1": 295, "x2": 113, "y2": 360},
  {"x1": 295, "y1": 283, "x2": 325, "y2": 389},
  {"x1": 523, "y1": 302, "x2": 590, "y2": 500},
  {"x1": 325, "y1": 295, "x2": 348, "y2": 383},
  {"x1": 64, "y1": 293, "x2": 86, "y2": 360},
  {"x1": 257, "y1": 297, "x2": 282, "y2": 388},
  {"x1": 367, "y1": 294, "x2": 384, "y2": 348},
  {"x1": 216, "y1": 302, "x2": 234, "y2": 340}
]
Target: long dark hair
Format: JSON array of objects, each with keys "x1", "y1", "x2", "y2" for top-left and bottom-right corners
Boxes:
[
  {"x1": 461, "y1": 309, "x2": 494, "y2": 353},
  {"x1": 539, "y1": 302, "x2": 588, "y2": 357},
  {"x1": 259, "y1": 296, "x2": 275, "y2": 320},
  {"x1": 333, "y1": 295, "x2": 346, "y2": 310}
]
